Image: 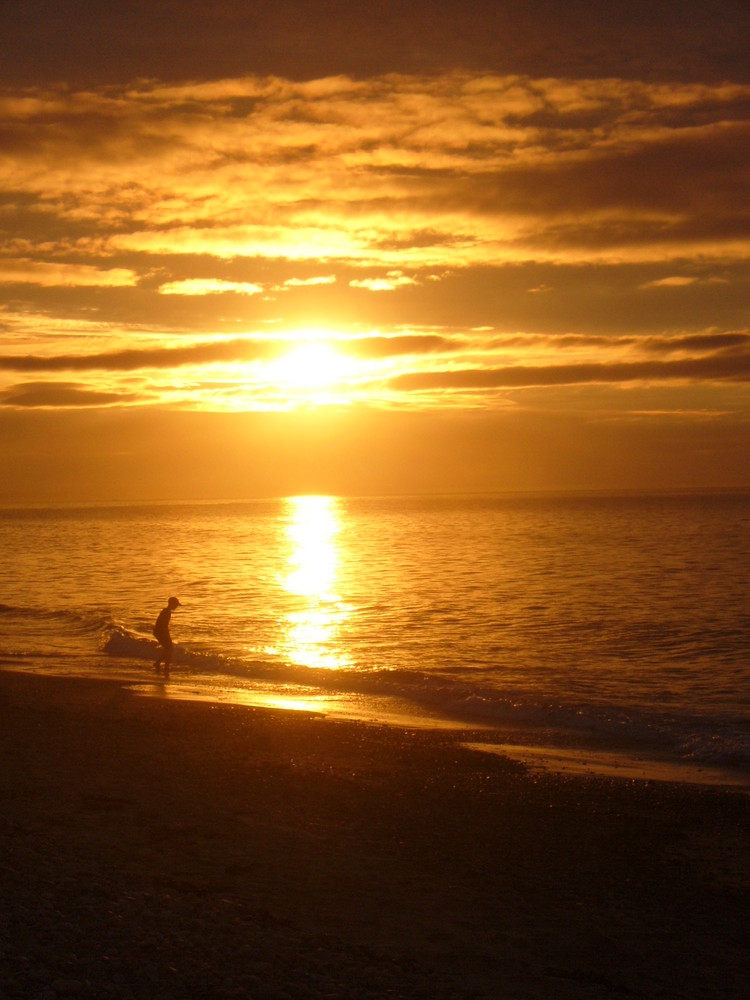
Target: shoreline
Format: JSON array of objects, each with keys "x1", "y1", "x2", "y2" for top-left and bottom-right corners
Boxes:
[
  {"x1": 464, "y1": 740, "x2": 750, "y2": 789},
  {"x1": 9, "y1": 660, "x2": 750, "y2": 791},
  {"x1": 2, "y1": 667, "x2": 749, "y2": 998},
  {"x1": 128, "y1": 674, "x2": 750, "y2": 790}
]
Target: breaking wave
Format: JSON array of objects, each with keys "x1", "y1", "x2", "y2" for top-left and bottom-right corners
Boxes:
[
  {"x1": 2, "y1": 604, "x2": 748, "y2": 770},
  {"x1": 99, "y1": 619, "x2": 750, "y2": 767}
]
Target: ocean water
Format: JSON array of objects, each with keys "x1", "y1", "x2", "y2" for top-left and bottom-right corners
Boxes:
[{"x1": 2, "y1": 491, "x2": 749, "y2": 776}]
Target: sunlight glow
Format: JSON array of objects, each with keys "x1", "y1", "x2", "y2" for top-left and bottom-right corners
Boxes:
[
  {"x1": 265, "y1": 341, "x2": 355, "y2": 391},
  {"x1": 281, "y1": 496, "x2": 352, "y2": 669}
]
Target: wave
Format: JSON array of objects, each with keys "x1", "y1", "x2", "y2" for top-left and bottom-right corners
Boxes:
[
  {"x1": 101, "y1": 622, "x2": 298, "y2": 679},
  {"x1": 3, "y1": 606, "x2": 748, "y2": 769},
  {"x1": 0, "y1": 603, "x2": 115, "y2": 662},
  {"x1": 98, "y1": 621, "x2": 750, "y2": 768},
  {"x1": 0, "y1": 602, "x2": 110, "y2": 631}
]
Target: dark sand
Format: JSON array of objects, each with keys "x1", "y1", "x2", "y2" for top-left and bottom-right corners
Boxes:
[{"x1": 1, "y1": 670, "x2": 748, "y2": 999}]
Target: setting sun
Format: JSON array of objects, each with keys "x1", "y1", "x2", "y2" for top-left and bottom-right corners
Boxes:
[
  {"x1": 267, "y1": 342, "x2": 352, "y2": 390},
  {"x1": 253, "y1": 339, "x2": 365, "y2": 406}
]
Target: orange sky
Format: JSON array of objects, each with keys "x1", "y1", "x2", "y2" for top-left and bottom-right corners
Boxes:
[{"x1": 1, "y1": 1, "x2": 749, "y2": 502}]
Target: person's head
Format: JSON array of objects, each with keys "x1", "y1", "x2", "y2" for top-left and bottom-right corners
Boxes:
[{"x1": 168, "y1": 596, "x2": 181, "y2": 610}]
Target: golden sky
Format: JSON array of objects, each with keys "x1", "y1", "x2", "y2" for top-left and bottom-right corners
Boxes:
[{"x1": 1, "y1": 1, "x2": 749, "y2": 501}]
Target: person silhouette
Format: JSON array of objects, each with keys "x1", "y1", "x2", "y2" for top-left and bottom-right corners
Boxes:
[{"x1": 153, "y1": 596, "x2": 180, "y2": 678}]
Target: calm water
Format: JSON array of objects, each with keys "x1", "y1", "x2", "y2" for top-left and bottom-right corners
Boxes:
[{"x1": 2, "y1": 492, "x2": 749, "y2": 770}]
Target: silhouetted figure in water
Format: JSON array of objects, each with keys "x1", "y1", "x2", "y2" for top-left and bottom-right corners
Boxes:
[{"x1": 153, "y1": 596, "x2": 180, "y2": 678}]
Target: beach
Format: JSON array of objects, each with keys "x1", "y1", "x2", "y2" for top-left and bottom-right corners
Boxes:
[{"x1": 1, "y1": 669, "x2": 748, "y2": 1000}]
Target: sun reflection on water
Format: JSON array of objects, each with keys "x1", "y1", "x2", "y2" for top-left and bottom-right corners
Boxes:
[{"x1": 281, "y1": 495, "x2": 352, "y2": 670}]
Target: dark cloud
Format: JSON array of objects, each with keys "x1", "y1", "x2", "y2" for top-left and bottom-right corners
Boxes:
[
  {"x1": 0, "y1": 333, "x2": 459, "y2": 374},
  {"x1": 2, "y1": 1, "x2": 748, "y2": 86},
  {"x1": 447, "y1": 122, "x2": 750, "y2": 232},
  {"x1": 390, "y1": 351, "x2": 750, "y2": 391},
  {"x1": 641, "y1": 332, "x2": 750, "y2": 354},
  {"x1": 373, "y1": 230, "x2": 464, "y2": 252},
  {"x1": 484, "y1": 331, "x2": 750, "y2": 357},
  {"x1": 346, "y1": 334, "x2": 458, "y2": 358},
  {"x1": 0, "y1": 381, "x2": 138, "y2": 407},
  {"x1": 359, "y1": 262, "x2": 749, "y2": 338},
  {"x1": 0, "y1": 339, "x2": 275, "y2": 372}
]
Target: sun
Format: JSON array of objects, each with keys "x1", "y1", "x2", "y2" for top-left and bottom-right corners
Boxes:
[
  {"x1": 266, "y1": 341, "x2": 354, "y2": 391},
  {"x1": 215, "y1": 331, "x2": 369, "y2": 410}
]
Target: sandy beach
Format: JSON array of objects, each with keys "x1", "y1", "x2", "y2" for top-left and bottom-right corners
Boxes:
[{"x1": 1, "y1": 669, "x2": 748, "y2": 1000}]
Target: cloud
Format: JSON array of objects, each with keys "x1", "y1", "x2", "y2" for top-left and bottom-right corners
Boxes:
[
  {"x1": 3, "y1": 325, "x2": 749, "y2": 417},
  {"x1": 282, "y1": 275, "x2": 336, "y2": 287},
  {"x1": 480, "y1": 331, "x2": 750, "y2": 360},
  {"x1": 0, "y1": 260, "x2": 138, "y2": 287},
  {"x1": 639, "y1": 275, "x2": 733, "y2": 290},
  {"x1": 349, "y1": 272, "x2": 418, "y2": 291},
  {"x1": 0, "y1": 338, "x2": 276, "y2": 372},
  {"x1": 1, "y1": 65, "x2": 748, "y2": 422},
  {"x1": 158, "y1": 278, "x2": 264, "y2": 296},
  {"x1": 2, "y1": 72, "x2": 749, "y2": 274},
  {"x1": 389, "y1": 351, "x2": 750, "y2": 392},
  {"x1": 0, "y1": 381, "x2": 138, "y2": 408},
  {"x1": 0, "y1": 332, "x2": 458, "y2": 375},
  {"x1": 640, "y1": 332, "x2": 750, "y2": 354},
  {"x1": 3, "y1": 2, "x2": 749, "y2": 90},
  {"x1": 347, "y1": 334, "x2": 458, "y2": 358},
  {"x1": 640, "y1": 276, "x2": 697, "y2": 289}
]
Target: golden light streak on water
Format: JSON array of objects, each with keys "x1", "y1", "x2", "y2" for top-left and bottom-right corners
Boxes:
[{"x1": 281, "y1": 495, "x2": 352, "y2": 670}]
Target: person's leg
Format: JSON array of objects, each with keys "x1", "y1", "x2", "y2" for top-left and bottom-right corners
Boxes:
[
  {"x1": 163, "y1": 640, "x2": 173, "y2": 678},
  {"x1": 154, "y1": 637, "x2": 168, "y2": 673}
]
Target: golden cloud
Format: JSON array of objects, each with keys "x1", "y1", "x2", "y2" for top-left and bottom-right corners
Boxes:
[
  {"x1": 158, "y1": 278, "x2": 264, "y2": 296},
  {"x1": 1, "y1": 70, "x2": 748, "y2": 415},
  {"x1": 2, "y1": 72, "x2": 748, "y2": 273},
  {"x1": 349, "y1": 272, "x2": 418, "y2": 291},
  {"x1": 282, "y1": 275, "x2": 337, "y2": 287},
  {"x1": 641, "y1": 276, "x2": 698, "y2": 288},
  {"x1": 0, "y1": 260, "x2": 138, "y2": 287}
]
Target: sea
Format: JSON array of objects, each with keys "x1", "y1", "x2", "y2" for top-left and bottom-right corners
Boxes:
[{"x1": 2, "y1": 490, "x2": 750, "y2": 784}]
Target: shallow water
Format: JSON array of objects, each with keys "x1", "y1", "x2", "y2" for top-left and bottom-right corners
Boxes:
[{"x1": 2, "y1": 490, "x2": 749, "y2": 774}]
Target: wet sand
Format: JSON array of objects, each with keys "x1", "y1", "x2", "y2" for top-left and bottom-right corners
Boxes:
[
  {"x1": 1, "y1": 669, "x2": 749, "y2": 999},
  {"x1": 464, "y1": 741, "x2": 750, "y2": 788}
]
